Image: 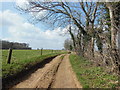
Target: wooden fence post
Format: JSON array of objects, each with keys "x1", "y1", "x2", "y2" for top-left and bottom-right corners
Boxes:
[
  {"x1": 7, "y1": 43, "x2": 13, "y2": 64},
  {"x1": 41, "y1": 48, "x2": 43, "y2": 55},
  {"x1": 7, "y1": 48, "x2": 12, "y2": 64}
]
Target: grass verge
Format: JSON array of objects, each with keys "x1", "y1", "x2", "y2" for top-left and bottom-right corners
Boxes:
[{"x1": 69, "y1": 54, "x2": 118, "y2": 88}]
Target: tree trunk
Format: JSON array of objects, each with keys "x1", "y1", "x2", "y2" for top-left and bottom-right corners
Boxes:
[
  {"x1": 77, "y1": 33, "x2": 84, "y2": 56},
  {"x1": 91, "y1": 37, "x2": 94, "y2": 57},
  {"x1": 91, "y1": 23, "x2": 95, "y2": 58},
  {"x1": 69, "y1": 26, "x2": 77, "y2": 52},
  {"x1": 106, "y1": 2, "x2": 120, "y2": 74},
  {"x1": 109, "y1": 6, "x2": 117, "y2": 49}
]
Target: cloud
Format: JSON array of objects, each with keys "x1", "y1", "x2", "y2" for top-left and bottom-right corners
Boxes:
[
  {"x1": 0, "y1": 10, "x2": 24, "y2": 27},
  {"x1": 16, "y1": 0, "x2": 30, "y2": 10},
  {"x1": 1, "y1": 10, "x2": 69, "y2": 49}
]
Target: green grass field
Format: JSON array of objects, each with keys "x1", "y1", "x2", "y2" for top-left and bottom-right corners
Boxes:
[
  {"x1": 1, "y1": 49, "x2": 66, "y2": 79},
  {"x1": 69, "y1": 54, "x2": 118, "y2": 88}
]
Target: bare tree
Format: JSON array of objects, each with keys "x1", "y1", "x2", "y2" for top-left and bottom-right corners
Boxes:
[
  {"x1": 17, "y1": 1, "x2": 89, "y2": 53},
  {"x1": 64, "y1": 38, "x2": 73, "y2": 51},
  {"x1": 106, "y1": 2, "x2": 120, "y2": 74},
  {"x1": 79, "y1": 2, "x2": 99, "y2": 57},
  {"x1": 17, "y1": 0, "x2": 120, "y2": 74}
]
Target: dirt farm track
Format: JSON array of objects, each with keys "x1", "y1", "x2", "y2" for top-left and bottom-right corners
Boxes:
[{"x1": 9, "y1": 54, "x2": 82, "y2": 89}]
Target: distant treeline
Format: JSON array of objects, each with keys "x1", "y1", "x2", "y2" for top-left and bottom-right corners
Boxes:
[{"x1": 0, "y1": 40, "x2": 31, "y2": 50}]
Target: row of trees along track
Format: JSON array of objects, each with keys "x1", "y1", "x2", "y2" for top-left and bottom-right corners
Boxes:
[{"x1": 17, "y1": 1, "x2": 120, "y2": 75}]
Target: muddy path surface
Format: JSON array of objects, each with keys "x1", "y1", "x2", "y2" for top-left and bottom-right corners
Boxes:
[{"x1": 11, "y1": 54, "x2": 82, "y2": 89}]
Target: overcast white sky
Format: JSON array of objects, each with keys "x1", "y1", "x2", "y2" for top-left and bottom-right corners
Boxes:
[{"x1": 0, "y1": 1, "x2": 69, "y2": 49}]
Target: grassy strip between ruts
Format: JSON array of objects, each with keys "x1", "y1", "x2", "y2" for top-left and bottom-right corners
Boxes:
[
  {"x1": 2, "y1": 52, "x2": 66, "y2": 79},
  {"x1": 69, "y1": 54, "x2": 118, "y2": 88}
]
